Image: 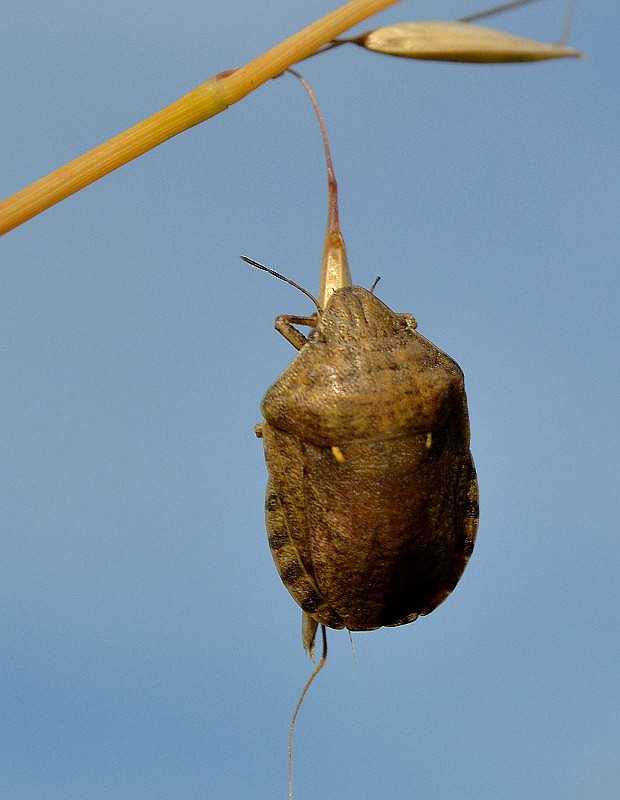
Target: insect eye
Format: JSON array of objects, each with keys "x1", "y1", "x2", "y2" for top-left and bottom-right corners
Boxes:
[{"x1": 308, "y1": 329, "x2": 323, "y2": 343}]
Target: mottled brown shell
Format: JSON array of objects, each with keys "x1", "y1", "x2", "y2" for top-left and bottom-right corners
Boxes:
[{"x1": 259, "y1": 286, "x2": 478, "y2": 635}]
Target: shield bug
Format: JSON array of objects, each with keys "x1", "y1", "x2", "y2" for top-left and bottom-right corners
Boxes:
[
  {"x1": 249, "y1": 71, "x2": 478, "y2": 657},
  {"x1": 254, "y1": 276, "x2": 478, "y2": 655}
]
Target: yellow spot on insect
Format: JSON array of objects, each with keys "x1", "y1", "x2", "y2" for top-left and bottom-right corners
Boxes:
[
  {"x1": 426, "y1": 432, "x2": 432, "y2": 449},
  {"x1": 331, "y1": 446, "x2": 345, "y2": 463}
]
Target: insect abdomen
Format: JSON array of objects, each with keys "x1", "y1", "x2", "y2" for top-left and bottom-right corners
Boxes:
[{"x1": 301, "y1": 431, "x2": 473, "y2": 630}]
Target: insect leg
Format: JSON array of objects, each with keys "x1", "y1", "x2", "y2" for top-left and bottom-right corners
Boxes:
[{"x1": 275, "y1": 314, "x2": 318, "y2": 350}]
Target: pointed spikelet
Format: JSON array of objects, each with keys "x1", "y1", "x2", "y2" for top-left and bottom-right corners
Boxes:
[{"x1": 354, "y1": 21, "x2": 584, "y2": 63}]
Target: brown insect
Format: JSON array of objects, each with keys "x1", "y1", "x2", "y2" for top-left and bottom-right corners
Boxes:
[
  {"x1": 253, "y1": 275, "x2": 478, "y2": 654},
  {"x1": 248, "y1": 73, "x2": 478, "y2": 658}
]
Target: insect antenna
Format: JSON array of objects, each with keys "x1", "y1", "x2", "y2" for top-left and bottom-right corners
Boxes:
[
  {"x1": 288, "y1": 624, "x2": 328, "y2": 800},
  {"x1": 240, "y1": 255, "x2": 321, "y2": 312}
]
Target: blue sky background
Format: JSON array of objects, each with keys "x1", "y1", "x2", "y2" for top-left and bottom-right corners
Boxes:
[{"x1": 1, "y1": 2, "x2": 618, "y2": 798}]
